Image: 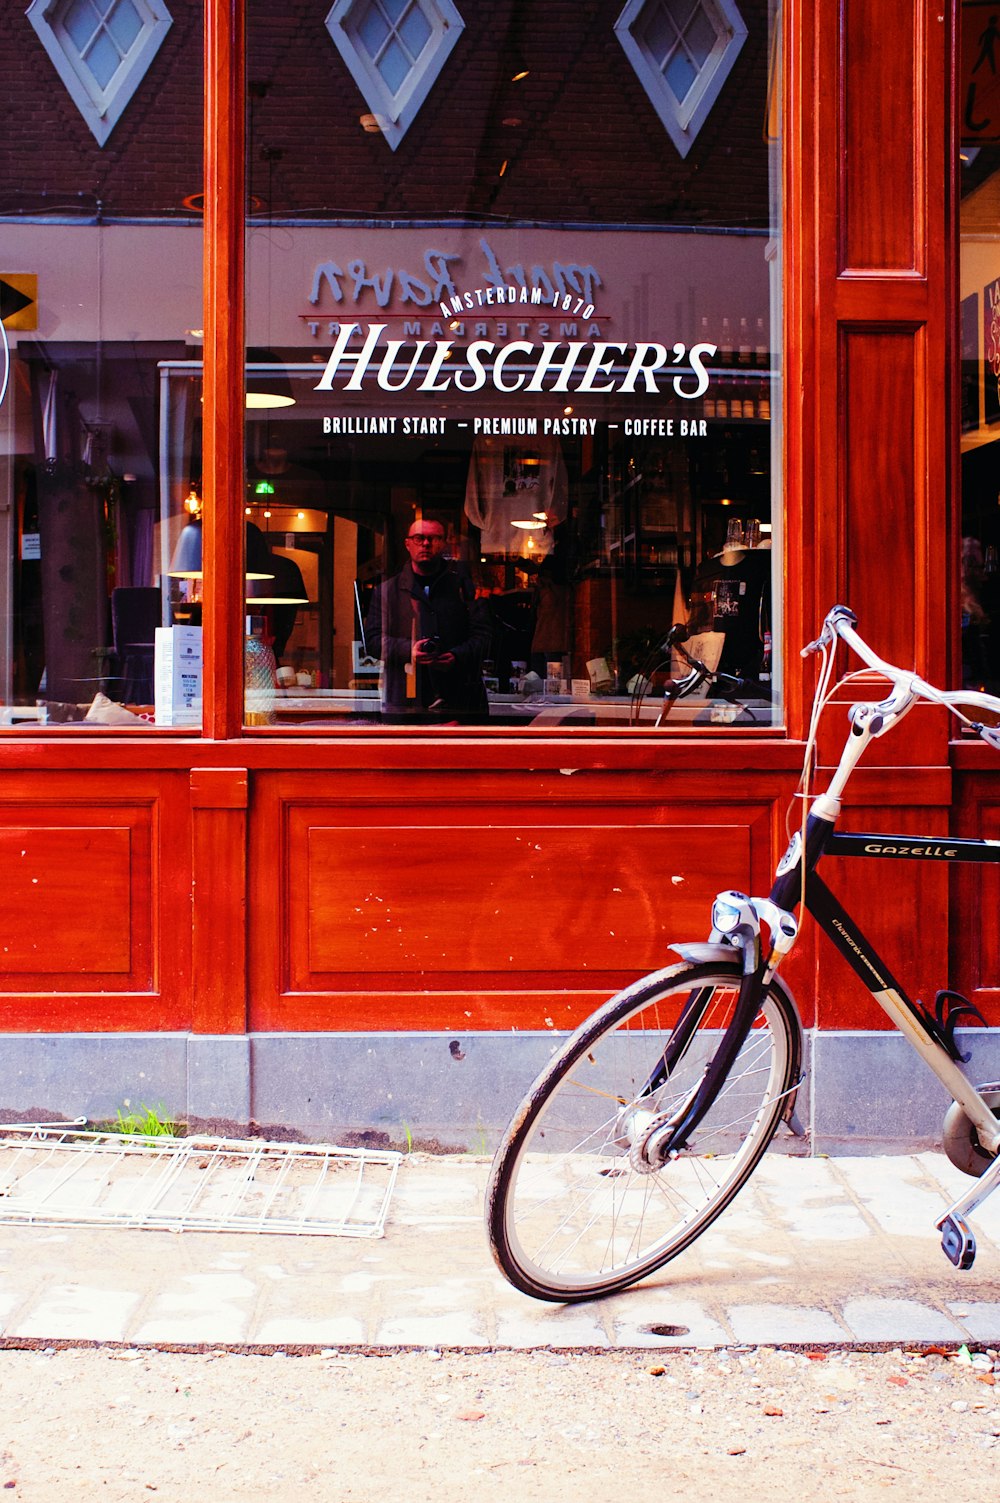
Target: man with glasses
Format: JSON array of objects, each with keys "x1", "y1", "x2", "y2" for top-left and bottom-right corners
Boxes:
[{"x1": 365, "y1": 518, "x2": 491, "y2": 722}]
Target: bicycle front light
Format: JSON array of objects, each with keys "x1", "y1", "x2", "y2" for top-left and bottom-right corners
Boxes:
[{"x1": 712, "y1": 891, "x2": 751, "y2": 933}]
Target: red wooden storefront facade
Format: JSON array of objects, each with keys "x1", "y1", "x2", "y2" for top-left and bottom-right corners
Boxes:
[{"x1": 0, "y1": 0, "x2": 989, "y2": 1147}]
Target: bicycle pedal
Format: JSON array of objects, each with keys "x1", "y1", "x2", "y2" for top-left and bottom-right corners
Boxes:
[{"x1": 939, "y1": 1213, "x2": 977, "y2": 1270}]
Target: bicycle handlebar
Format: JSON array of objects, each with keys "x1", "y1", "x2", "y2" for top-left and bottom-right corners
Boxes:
[{"x1": 803, "y1": 604, "x2": 1000, "y2": 743}]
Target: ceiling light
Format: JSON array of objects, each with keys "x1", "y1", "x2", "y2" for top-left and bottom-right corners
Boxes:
[
  {"x1": 246, "y1": 391, "x2": 295, "y2": 410},
  {"x1": 246, "y1": 349, "x2": 296, "y2": 411}
]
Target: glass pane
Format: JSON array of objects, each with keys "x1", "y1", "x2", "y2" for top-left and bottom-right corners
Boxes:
[
  {"x1": 377, "y1": 37, "x2": 411, "y2": 94},
  {"x1": 85, "y1": 30, "x2": 122, "y2": 89},
  {"x1": 960, "y1": 144, "x2": 1000, "y2": 689},
  {"x1": 399, "y1": 6, "x2": 432, "y2": 59},
  {"x1": 2, "y1": 5, "x2": 203, "y2": 730},
  {"x1": 248, "y1": 2, "x2": 781, "y2": 731},
  {"x1": 107, "y1": 0, "x2": 143, "y2": 54},
  {"x1": 382, "y1": 0, "x2": 409, "y2": 21},
  {"x1": 358, "y1": 4, "x2": 391, "y2": 59},
  {"x1": 663, "y1": 0, "x2": 701, "y2": 27},
  {"x1": 664, "y1": 49, "x2": 699, "y2": 102},
  {"x1": 63, "y1": 0, "x2": 99, "y2": 52},
  {"x1": 641, "y1": 9, "x2": 678, "y2": 68},
  {"x1": 686, "y1": 11, "x2": 719, "y2": 67}
]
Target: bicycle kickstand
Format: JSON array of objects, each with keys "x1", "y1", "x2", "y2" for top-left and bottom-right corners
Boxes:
[{"x1": 935, "y1": 1151, "x2": 1000, "y2": 1270}]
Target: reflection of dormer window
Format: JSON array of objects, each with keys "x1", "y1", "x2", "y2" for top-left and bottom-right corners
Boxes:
[
  {"x1": 615, "y1": 0, "x2": 747, "y2": 159},
  {"x1": 26, "y1": 0, "x2": 173, "y2": 147},
  {"x1": 326, "y1": 0, "x2": 465, "y2": 152}
]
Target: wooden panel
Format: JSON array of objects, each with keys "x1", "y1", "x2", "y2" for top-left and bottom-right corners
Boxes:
[
  {"x1": 191, "y1": 770, "x2": 247, "y2": 1033},
  {"x1": 248, "y1": 769, "x2": 781, "y2": 1030},
  {"x1": 300, "y1": 818, "x2": 746, "y2": 984},
  {"x1": 0, "y1": 772, "x2": 191, "y2": 1030},
  {"x1": 841, "y1": 326, "x2": 920, "y2": 646},
  {"x1": 0, "y1": 827, "x2": 132, "y2": 974},
  {"x1": 191, "y1": 768, "x2": 248, "y2": 809},
  {"x1": 791, "y1": 0, "x2": 950, "y2": 717},
  {"x1": 840, "y1": 0, "x2": 921, "y2": 273}
]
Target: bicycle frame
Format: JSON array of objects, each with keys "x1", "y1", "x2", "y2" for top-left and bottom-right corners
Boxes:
[
  {"x1": 645, "y1": 605, "x2": 1000, "y2": 1270},
  {"x1": 769, "y1": 814, "x2": 1000, "y2": 1157}
]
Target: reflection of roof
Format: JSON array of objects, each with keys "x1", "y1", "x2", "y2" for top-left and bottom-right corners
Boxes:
[{"x1": 4, "y1": 2, "x2": 772, "y2": 227}]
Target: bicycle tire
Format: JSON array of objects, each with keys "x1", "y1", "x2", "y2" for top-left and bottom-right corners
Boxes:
[{"x1": 485, "y1": 959, "x2": 802, "y2": 1302}]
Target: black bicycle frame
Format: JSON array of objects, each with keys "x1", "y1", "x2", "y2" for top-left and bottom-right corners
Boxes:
[
  {"x1": 644, "y1": 814, "x2": 1000, "y2": 1158},
  {"x1": 770, "y1": 816, "x2": 1000, "y2": 1055}
]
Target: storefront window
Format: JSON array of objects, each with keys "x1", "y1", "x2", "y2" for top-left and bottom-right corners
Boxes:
[
  {"x1": 959, "y1": 1, "x2": 1000, "y2": 692},
  {"x1": 1, "y1": 3, "x2": 203, "y2": 729},
  {"x1": 239, "y1": 0, "x2": 782, "y2": 729}
]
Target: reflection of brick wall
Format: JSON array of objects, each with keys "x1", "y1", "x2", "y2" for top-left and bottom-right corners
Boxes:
[
  {"x1": 2, "y1": 0, "x2": 203, "y2": 216},
  {"x1": 3, "y1": 0, "x2": 771, "y2": 226}
]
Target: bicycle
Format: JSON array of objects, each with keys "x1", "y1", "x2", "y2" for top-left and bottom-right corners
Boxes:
[
  {"x1": 628, "y1": 623, "x2": 767, "y2": 726},
  {"x1": 486, "y1": 604, "x2": 1000, "y2": 1301}
]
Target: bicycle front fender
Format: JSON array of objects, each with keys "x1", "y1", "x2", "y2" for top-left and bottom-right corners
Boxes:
[{"x1": 670, "y1": 941, "x2": 740, "y2": 964}]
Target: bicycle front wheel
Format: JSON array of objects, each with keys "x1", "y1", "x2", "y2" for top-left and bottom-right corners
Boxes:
[{"x1": 486, "y1": 959, "x2": 802, "y2": 1302}]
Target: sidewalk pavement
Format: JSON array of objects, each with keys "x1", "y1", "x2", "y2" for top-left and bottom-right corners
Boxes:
[{"x1": 1, "y1": 1152, "x2": 1000, "y2": 1353}]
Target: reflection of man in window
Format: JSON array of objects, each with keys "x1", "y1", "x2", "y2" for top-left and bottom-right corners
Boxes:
[{"x1": 365, "y1": 518, "x2": 491, "y2": 722}]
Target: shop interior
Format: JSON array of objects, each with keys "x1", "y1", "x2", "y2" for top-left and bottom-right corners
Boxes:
[{"x1": 6, "y1": 350, "x2": 776, "y2": 728}]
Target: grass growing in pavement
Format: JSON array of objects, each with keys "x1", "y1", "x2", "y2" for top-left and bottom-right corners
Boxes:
[{"x1": 101, "y1": 1103, "x2": 181, "y2": 1137}]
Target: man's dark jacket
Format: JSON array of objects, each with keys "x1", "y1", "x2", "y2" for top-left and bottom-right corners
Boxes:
[{"x1": 366, "y1": 558, "x2": 491, "y2": 721}]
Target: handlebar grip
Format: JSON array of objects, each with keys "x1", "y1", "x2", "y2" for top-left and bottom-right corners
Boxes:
[{"x1": 801, "y1": 604, "x2": 858, "y2": 657}]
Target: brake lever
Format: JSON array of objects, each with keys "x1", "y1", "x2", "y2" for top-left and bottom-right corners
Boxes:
[{"x1": 973, "y1": 723, "x2": 1000, "y2": 752}]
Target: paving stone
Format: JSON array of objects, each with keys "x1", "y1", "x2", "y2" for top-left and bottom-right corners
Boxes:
[
  {"x1": 840, "y1": 1296, "x2": 964, "y2": 1343},
  {"x1": 493, "y1": 1302, "x2": 610, "y2": 1348},
  {"x1": 0, "y1": 1283, "x2": 24, "y2": 1334},
  {"x1": 132, "y1": 1272, "x2": 256, "y2": 1345},
  {"x1": 609, "y1": 1300, "x2": 729, "y2": 1349},
  {"x1": 12, "y1": 1284, "x2": 141, "y2": 1342},
  {"x1": 374, "y1": 1310, "x2": 489, "y2": 1345},
  {"x1": 945, "y1": 1301, "x2": 1000, "y2": 1342},
  {"x1": 833, "y1": 1156, "x2": 951, "y2": 1237},
  {"x1": 727, "y1": 1302, "x2": 847, "y2": 1345},
  {"x1": 254, "y1": 1315, "x2": 369, "y2": 1346}
]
